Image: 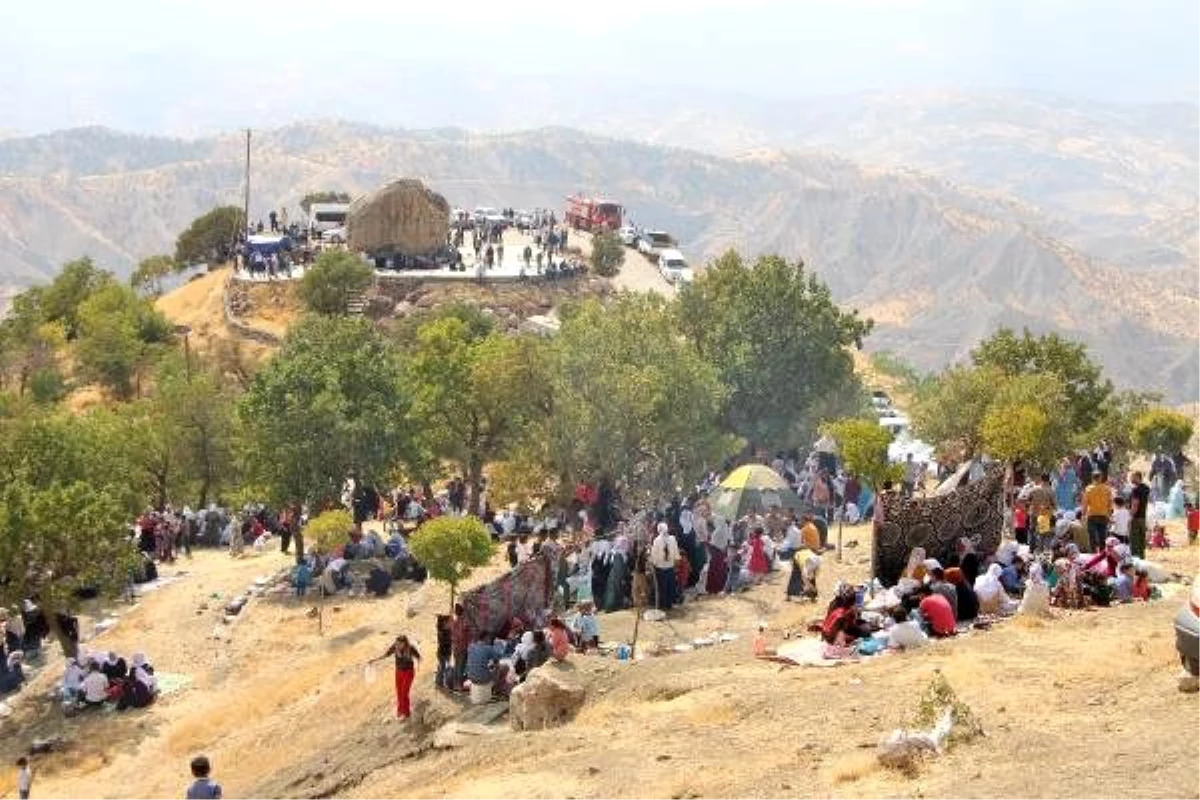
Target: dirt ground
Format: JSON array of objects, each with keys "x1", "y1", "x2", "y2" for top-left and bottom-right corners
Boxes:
[{"x1": 1, "y1": 522, "x2": 1197, "y2": 800}]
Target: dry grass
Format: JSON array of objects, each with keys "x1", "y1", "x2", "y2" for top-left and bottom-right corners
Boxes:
[{"x1": 829, "y1": 752, "x2": 882, "y2": 784}]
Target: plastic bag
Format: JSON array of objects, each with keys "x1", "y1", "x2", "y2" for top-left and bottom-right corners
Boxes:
[{"x1": 363, "y1": 662, "x2": 377, "y2": 685}]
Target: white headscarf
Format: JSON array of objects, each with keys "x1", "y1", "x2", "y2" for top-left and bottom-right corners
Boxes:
[
  {"x1": 974, "y1": 564, "x2": 1004, "y2": 602},
  {"x1": 514, "y1": 631, "x2": 536, "y2": 661},
  {"x1": 1019, "y1": 562, "x2": 1050, "y2": 616}
]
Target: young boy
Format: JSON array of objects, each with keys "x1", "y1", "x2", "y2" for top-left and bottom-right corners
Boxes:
[
  {"x1": 16, "y1": 757, "x2": 31, "y2": 800},
  {"x1": 1112, "y1": 497, "x2": 1131, "y2": 543},
  {"x1": 1034, "y1": 507, "x2": 1054, "y2": 552},
  {"x1": 185, "y1": 755, "x2": 222, "y2": 799}
]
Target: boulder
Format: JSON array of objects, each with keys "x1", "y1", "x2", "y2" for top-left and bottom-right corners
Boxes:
[
  {"x1": 508, "y1": 667, "x2": 585, "y2": 732},
  {"x1": 347, "y1": 179, "x2": 450, "y2": 256}
]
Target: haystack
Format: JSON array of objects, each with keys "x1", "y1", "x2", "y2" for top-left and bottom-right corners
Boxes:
[{"x1": 346, "y1": 179, "x2": 450, "y2": 256}]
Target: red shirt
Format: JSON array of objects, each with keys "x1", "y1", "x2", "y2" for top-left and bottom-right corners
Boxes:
[
  {"x1": 919, "y1": 594, "x2": 956, "y2": 637},
  {"x1": 1013, "y1": 507, "x2": 1028, "y2": 530},
  {"x1": 1188, "y1": 508, "x2": 1199, "y2": 534}
]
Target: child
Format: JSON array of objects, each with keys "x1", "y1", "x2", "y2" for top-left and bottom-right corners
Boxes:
[
  {"x1": 724, "y1": 544, "x2": 745, "y2": 594},
  {"x1": 1186, "y1": 502, "x2": 1199, "y2": 545},
  {"x1": 1149, "y1": 524, "x2": 1170, "y2": 550},
  {"x1": 16, "y1": 757, "x2": 31, "y2": 800},
  {"x1": 752, "y1": 624, "x2": 769, "y2": 657},
  {"x1": 185, "y1": 755, "x2": 222, "y2": 799},
  {"x1": 1034, "y1": 507, "x2": 1054, "y2": 552},
  {"x1": 1132, "y1": 567, "x2": 1151, "y2": 601},
  {"x1": 293, "y1": 560, "x2": 312, "y2": 598},
  {"x1": 434, "y1": 614, "x2": 452, "y2": 690},
  {"x1": 1111, "y1": 497, "x2": 1131, "y2": 543},
  {"x1": 1112, "y1": 561, "x2": 1135, "y2": 603},
  {"x1": 1013, "y1": 501, "x2": 1029, "y2": 545},
  {"x1": 571, "y1": 602, "x2": 599, "y2": 652}
]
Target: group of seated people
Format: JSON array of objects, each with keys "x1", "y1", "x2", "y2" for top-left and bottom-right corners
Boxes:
[
  {"x1": 62, "y1": 650, "x2": 158, "y2": 711},
  {"x1": 818, "y1": 533, "x2": 1164, "y2": 656},
  {"x1": 453, "y1": 604, "x2": 601, "y2": 703}
]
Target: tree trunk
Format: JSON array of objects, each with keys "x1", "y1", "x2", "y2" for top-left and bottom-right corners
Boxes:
[
  {"x1": 466, "y1": 456, "x2": 484, "y2": 518},
  {"x1": 448, "y1": 583, "x2": 457, "y2": 616},
  {"x1": 45, "y1": 609, "x2": 79, "y2": 660}
]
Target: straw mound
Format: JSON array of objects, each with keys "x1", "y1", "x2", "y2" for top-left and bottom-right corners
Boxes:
[{"x1": 347, "y1": 178, "x2": 450, "y2": 255}]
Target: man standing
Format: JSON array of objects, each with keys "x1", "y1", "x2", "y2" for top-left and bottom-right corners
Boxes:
[
  {"x1": 650, "y1": 522, "x2": 680, "y2": 612},
  {"x1": 1128, "y1": 471, "x2": 1151, "y2": 559},
  {"x1": 902, "y1": 454, "x2": 920, "y2": 499},
  {"x1": 1081, "y1": 471, "x2": 1113, "y2": 552}
]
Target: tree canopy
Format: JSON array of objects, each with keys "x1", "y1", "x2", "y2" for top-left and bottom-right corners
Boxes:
[
  {"x1": 75, "y1": 283, "x2": 174, "y2": 399},
  {"x1": 549, "y1": 293, "x2": 734, "y2": 506},
  {"x1": 299, "y1": 191, "x2": 352, "y2": 213},
  {"x1": 175, "y1": 205, "x2": 243, "y2": 267},
  {"x1": 130, "y1": 254, "x2": 177, "y2": 296},
  {"x1": 971, "y1": 327, "x2": 1111, "y2": 437},
  {"x1": 676, "y1": 251, "x2": 871, "y2": 449},
  {"x1": 407, "y1": 515, "x2": 494, "y2": 611},
  {"x1": 298, "y1": 250, "x2": 375, "y2": 315},
  {"x1": 822, "y1": 418, "x2": 901, "y2": 489},
  {"x1": 406, "y1": 312, "x2": 550, "y2": 511},
  {"x1": 237, "y1": 315, "x2": 414, "y2": 509},
  {"x1": 1132, "y1": 408, "x2": 1195, "y2": 455}
]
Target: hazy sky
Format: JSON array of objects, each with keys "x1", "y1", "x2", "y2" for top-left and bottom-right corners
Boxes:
[{"x1": 1, "y1": 0, "x2": 1196, "y2": 134}]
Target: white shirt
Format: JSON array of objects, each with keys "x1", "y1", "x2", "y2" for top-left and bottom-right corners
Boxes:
[
  {"x1": 693, "y1": 515, "x2": 710, "y2": 545},
  {"x1": 1112, "y1": 508, "x2": 1131, "y2": 537},
  {"x1": 782, "y1": 524, "x2": 801, "y2": 551},
  {"x1": 18, "y1": 766, "x2": 31, "y2": 793},
  {"x1": 650, "y1": 533, "x2": 680, "y2": 570},
  {"x1": 82, "y1": 670, "x2": 109, "y2": 703},
  {"x1": 710, "y1": 518, "x2": 732, "y2": 550},
  {"x1": 679, "y1": 508, "x2": 694, "y2": 536}
]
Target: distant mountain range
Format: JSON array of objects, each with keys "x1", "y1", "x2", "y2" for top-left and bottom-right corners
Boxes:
[{"x1": 0, "y1": 91, "x2": 1195, "y2": 401}]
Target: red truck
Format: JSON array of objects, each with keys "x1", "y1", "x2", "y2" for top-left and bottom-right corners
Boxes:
[{"x1": 564, "y1": 195, "x2": 623, "y2": 232}]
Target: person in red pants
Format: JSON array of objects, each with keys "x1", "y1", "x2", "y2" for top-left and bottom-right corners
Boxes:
[{"x1": 376, "y1": 634, "x2": 421, "y2": 719}]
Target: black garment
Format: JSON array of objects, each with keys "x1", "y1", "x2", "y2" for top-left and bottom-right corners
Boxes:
[
  {"x1": 959, "y1": 552, "x2": 981, "y2": 587},
  {"x1": 591, "y1": 557, "x2": 611, "y2": 607},
  {"x1": 101, "y1": 657, "x2": 128, "y2": 682},
  {"x1": 388, "y1": 643, "x2": 421, "y2": 671},
  {"x1": 365, "y1": 568, "x2": 393, "y2": 597},
  {"x1": 1130, "y1": 482, "x2": 1151, "y2": 521},
  {"x1": 953, "y1": 581, "x2": 979, "y2": 621}
]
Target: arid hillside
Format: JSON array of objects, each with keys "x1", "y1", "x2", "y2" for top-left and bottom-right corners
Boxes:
[{"x1": 0, "y1": 123, "x2": 1196, "y2": 400}]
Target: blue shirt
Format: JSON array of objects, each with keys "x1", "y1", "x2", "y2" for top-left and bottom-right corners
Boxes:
[
  {"x1": 465, "y1": 641, "x2": 506, "y2": 684},
  {"x1": 186, "y1": 778, "x2": 222, "y2": 799},
  {"x1": 573, "y1": 614, "x2": 598, "y2": 640}
]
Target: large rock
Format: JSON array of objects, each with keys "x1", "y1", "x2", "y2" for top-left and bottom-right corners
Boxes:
[
  {"x1": 347, "y1": 179, "x2": 450, "y2": 256},
  {"x1": 508, "y1": 667, "x2": 586, "y2": 732}
]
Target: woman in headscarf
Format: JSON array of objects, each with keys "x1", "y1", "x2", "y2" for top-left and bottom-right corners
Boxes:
[
  {"x1": 974, "y1": 564, "x2": 1009, "y2": 615},
  {"x1": 746, "y1": 529, "x2": 770, "y2": 580},
  {"x1": 1168, "y1": 480, "x2": 1186, "y2": 519},
  {"x1": 122, "y1": 652, "x2": 158, "y2": 709},
  {"x1": 1052, "y1": 553, "x2": 1086, "y2": 608},
  {"x1": 1018, "y1": 561, "x2": 1051, "y2": 616},
  {"x1": 589, "y1": 538, "x2": 612, "y2": 609},
  {"x1": 1054, "y1": 458, "x2": 1081, "y2": 512},
  {"x1": 785, "y1": 545, "x2": 821, "y2": 602},
  {"x1": 951, "y1": 538, "x2": 981, "y2": 586},
  {"x1": 902, "y1": 547, "x2": 928, "y2": 583},
  {"x1": 603, "y1": 535, "x2": 631, "y2": 612},
  {"x1": 944, "y1": 567, "x2": 978, "y2": 622},
  {"x1": 705, "y1": 516, "x2": 731, "y2": 595}
]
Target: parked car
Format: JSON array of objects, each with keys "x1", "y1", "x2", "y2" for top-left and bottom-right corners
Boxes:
[
  {"x1": 1175, "y1": 576, "x2": 1199, "y2": 676},
  {"x1": 637, "y1": 230, "x2": 675, "y2": 260},
  {"x1": 618, "y1": 225, "x2": 641, "y2": 247},
  {"x1": 657, "y1": 248, "x2": 694, "y2": 284}
]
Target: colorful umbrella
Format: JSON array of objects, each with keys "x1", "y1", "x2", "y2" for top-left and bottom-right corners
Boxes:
[{"x1": 707, "y1": 465, "x2": 803, "y2": 520}]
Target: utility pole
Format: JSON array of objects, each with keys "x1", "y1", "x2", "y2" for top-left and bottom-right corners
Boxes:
[{"x1": 243, "y1": 129, "x2": 251, "y2": 236}]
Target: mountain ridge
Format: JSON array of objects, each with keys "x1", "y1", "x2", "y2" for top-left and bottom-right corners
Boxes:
[{"x1": 0, "y1": 119, "x2": 1194, "y2": 401}]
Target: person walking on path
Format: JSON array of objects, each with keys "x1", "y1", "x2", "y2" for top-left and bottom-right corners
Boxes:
[{"x1": 375, "y1": 634, "x2": 421, "y2": 719}]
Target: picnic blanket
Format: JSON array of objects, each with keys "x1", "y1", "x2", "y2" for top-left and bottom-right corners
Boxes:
[
  {"x1": 459, "y1": 554, "x2": 553, "y2": 638},
  {"x1": 873, "y1": 465, "x2": 1005, "y2": 586}
]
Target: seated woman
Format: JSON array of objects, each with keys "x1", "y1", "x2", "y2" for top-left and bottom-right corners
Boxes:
[
  {"x1": 886, "y1": 606, "x2": 928, "y2": 650},
  {"x1": 820, "y1": 587, "x2": 872, "y2": 645},
  {"x1": 974, "y1": 564, "x2": 1015, "y2": 615},
  {"x1": 61, "y1": 656, "x2": 85, "y2": 703},
  {"x1": 81, "y1": 662, "x2": 110, "y2": 708},
  {"x1": 944, "y1": 568, "x2": 978, "y2": 622},
  {"x1": 547, "y1": 618, "x2": 571, "y2": 661},
  {"x1": 119, "y1": 654, "x2": 158, "y2": 710}
]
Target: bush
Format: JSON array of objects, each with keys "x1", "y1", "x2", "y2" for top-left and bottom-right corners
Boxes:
[
  {"x1": 590, "y1": 232, "x2": 626, "y2": 277},
  {"x1": 407, "y1": 516, "x2": 494, "y2": 610},
  {"x1": 298, "y1": 251, "x2": 374, "y2": 315}
]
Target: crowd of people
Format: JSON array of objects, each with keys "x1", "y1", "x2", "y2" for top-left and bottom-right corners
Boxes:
[{"x1": 59, "y1": 649, "x2": 159, "y2": 713}]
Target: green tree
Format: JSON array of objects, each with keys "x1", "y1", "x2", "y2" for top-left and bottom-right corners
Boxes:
[
  {"x1": 1086, "y1": 389, "x2": 1163, "y2": 461},
  {"x1": 981, "y1": 403, "x2": 1049, "y2": 464},
  {"x1": 0, "y1": 410, "x2": 139, "y2": 657},
  {"x1": 299, "y1": 191, "x2": 352, "y2": 213},
  {"x1": 175, "y1": 205, "x2": 244, "y2": 267},
  {"x1": 822, "y1": 418, "x2": 902, "y2": 490},
  {"x1": 27, "y1": 365, "x2": 67, "y2": 404},
  {"x1": 1132, "y1": 408, "x2": 1196, "y2": 455},
  {"x1": 40, "y1": 257, "x2": 114, "y2": 339},
  {"x1": 130, "y1": 254, "x2": 177, "y2": 296},
  {"x1": 237, "y1": 316, "x2": 414, "y2": 556},
  {"x1": 589, "y1": 231, "x2": 626, "y2": 277},
  {"x1": 971, "y1": 327, "x2": 1112, "y2": 438},
  {"x1": 408, "y1": 313, "x2": 551, "y2": 514},
  {"x1": 407, "y1": 515, "x2": 495, "y2": 612},
  {"x1": 676, "y1": 251, "x2": 872, "y2": 448},
  {"x1": 549, "y1": 294, "x2": 734, "y2": 506},
  {"x1": 75, "y1": 283, "x2": 173, "y2": 398},
  {"x1": 910, "y1": 365, "x2": 1004, "y2": 461},
  {"x1": 298, "y1": 250, "x2": 375, "y2": 315}
]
